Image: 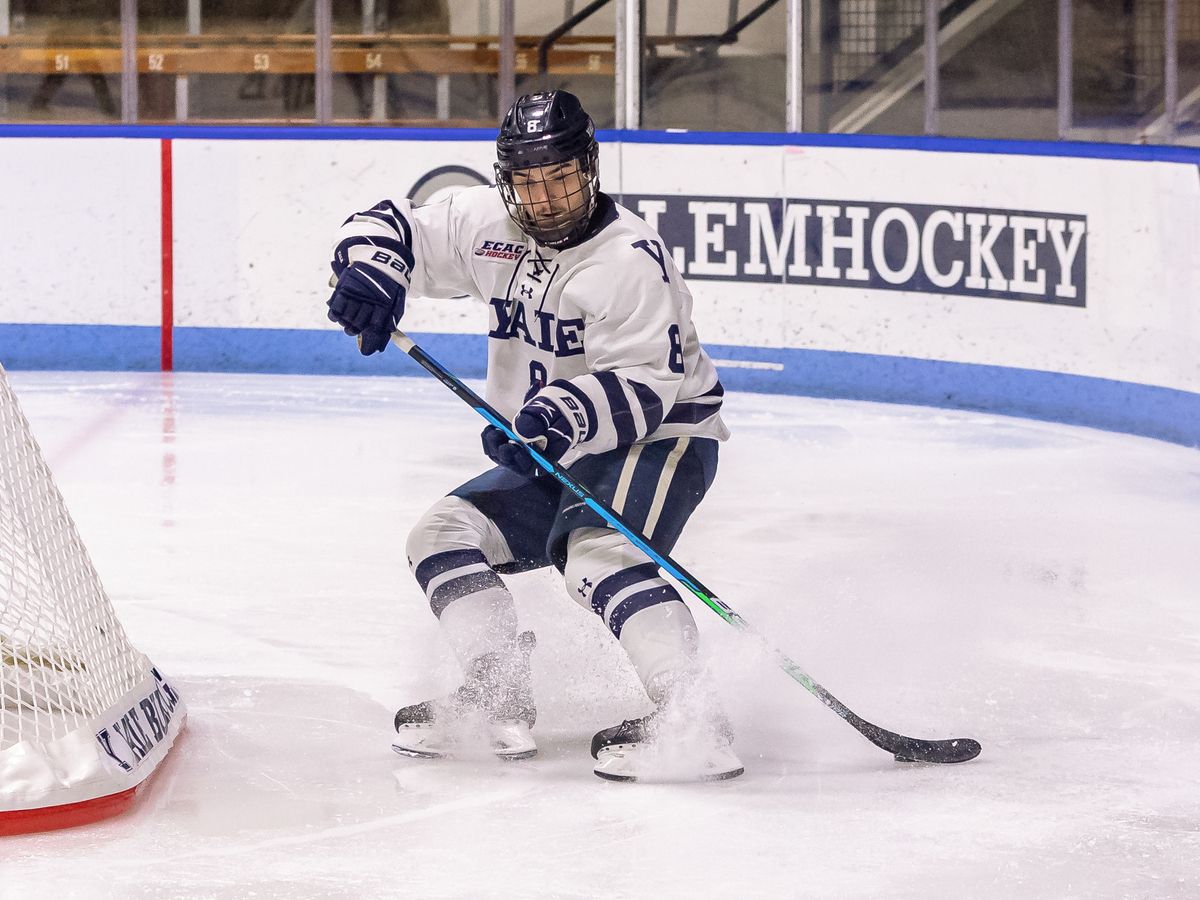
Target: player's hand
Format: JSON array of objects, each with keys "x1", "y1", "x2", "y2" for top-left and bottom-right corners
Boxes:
[
  {"x1": 515, "y1": 385, "x2": 592, "y2": 461},
  {"x1": 513, "y1": 395, "x2": 576, "y2": 462},
  {"x1": 326, "y1": 261, "x2": 407, "y2": 355},
  {"x1": 481, "y1": 425, "x2": 540, "y2": 478},
  {"x1": 480, "y1": 387, "x2": 587, "y2": 477}
]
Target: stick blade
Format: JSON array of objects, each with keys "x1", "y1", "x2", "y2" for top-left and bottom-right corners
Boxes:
[
  {"x1": 853, "y1": 715, "x2": 982, "y2": 764},
  {"x1": 892, "y1": 737, "x2": 981, "y2": 764}
]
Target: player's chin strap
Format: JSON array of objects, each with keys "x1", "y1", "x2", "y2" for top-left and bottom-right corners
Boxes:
[{"x1": 388, "y1": 329, "x2": 981, "y2": 765}]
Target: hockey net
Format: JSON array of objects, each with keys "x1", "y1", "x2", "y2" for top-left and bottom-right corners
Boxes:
[{"x1": 0, "y1": 363, "x2": 185, "y2": 835}]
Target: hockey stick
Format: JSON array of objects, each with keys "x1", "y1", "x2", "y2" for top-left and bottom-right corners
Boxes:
[{"x1": 390, "y1": 330, "x2": 981, "y2": 764}]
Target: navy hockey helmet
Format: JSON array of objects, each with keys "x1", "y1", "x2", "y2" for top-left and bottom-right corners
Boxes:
[{"x1": 495, "y1": 91, "x2": 600, "y2": 248}]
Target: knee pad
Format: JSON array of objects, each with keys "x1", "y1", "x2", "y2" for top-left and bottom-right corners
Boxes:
[
  {"x1": 406, "y1": 495, "x2": 514, "y2": 574},
  {"x1": 406, "y1": 496, "x2": 520, "y2": 664}
]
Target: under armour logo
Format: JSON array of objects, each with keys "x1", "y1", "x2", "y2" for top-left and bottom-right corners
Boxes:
[
  {"x1": 577, "y1": 577, "x2": 594, "y2": 598},
  {"x1": 519, "y1": 283, "x2": 534, "y2": 299}
]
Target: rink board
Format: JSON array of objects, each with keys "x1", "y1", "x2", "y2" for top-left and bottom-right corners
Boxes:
[{"x1": 0, "y1": 127, "x2": 1196, "y2": 445}]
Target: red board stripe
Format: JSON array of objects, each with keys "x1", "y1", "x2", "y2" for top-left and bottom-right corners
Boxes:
[{"x1": 161, "y1": 138, "x2": 174, "y2": 372}]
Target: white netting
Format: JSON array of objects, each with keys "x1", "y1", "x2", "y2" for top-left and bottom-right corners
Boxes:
[{"x1": 0, "y1": 363, "x2": 150, "y2": 753}]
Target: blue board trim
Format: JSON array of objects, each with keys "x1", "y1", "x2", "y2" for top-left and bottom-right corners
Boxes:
[
  {"x1": 2, "y1": 324, "x2": 1196, "y2": 448},
  {"x1": 601, "y1": 130, "x2": 1200, "y2": 166},
  {"x1": 0, "y1": 123, "x2": 1196, "y2": 166},
  {"x1": 173, "y1": 326, "x2": 489, "y2": 379},
  {"x1": 703, "y1": 343, "x2": 1200, "y2": 449},
  {"x1": 0, "y1": 124, "x2": 498, "y2": 142},
  {"x1": 0, "y1": 324, "x2": 162, "y2": 371}
]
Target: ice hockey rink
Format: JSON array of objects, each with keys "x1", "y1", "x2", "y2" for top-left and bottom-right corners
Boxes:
[{"x1": 3, "y1": 369, "x2": 1198, "y2": 899}]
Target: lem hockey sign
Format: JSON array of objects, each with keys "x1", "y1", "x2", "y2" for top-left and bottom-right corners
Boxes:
[{"x1": 625, "y1": 194, "x2": 1088, "y2": 307}]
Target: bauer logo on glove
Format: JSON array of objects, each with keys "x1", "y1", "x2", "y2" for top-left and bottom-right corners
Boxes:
[{"x1": 514, "y1": 387, "x2": 589, "y2": 458}]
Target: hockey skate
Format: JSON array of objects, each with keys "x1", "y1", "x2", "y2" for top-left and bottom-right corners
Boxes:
[
  {"x1": 591, "y1": 703, "x2": 744, "y2": 783},
  {"x1": 392, "y1": 631, "x2": 537, "y2": 761}
]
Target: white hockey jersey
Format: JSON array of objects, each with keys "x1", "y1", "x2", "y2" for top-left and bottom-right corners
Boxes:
[{"x1": 332, "y1": 186, "x2": 729, "y2": 460}]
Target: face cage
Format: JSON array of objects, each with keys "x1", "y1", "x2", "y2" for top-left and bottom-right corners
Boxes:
[{"x1": 495, "y1": 145, "x2": 599, "y2": 248}]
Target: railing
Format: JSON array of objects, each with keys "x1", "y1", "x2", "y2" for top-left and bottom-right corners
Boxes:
[
  {"x1": 0, "y1": 2, "x2": 1195, "y2": 143},
  {"x1": 0, "y1": 31, "x2": 617, "y2": 127}
]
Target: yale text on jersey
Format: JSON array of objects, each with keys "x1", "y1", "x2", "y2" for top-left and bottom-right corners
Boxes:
[{"x1": 489, "y1": 297, "x2": 585, "y2": 357}]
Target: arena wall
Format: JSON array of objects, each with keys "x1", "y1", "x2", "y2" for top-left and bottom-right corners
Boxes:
[{"x1": 0, "y1": 126, "x2": 1197, "y2": 446}]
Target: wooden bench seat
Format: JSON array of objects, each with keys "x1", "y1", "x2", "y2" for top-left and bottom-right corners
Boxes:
[{"x1": 0, "y1": 33, "x2": 616, "y2": 77}]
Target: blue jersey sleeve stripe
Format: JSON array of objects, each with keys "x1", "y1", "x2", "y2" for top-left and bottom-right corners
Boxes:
[
  {"x1": 626, "y1": 378, "x2": 665, "y2": 434},
  {"x1": 593, "y1": 371, "x2": 638, "y2": 446},
  {"x1": 662, "y1": 400, "x2": 722, "y2": 426}
]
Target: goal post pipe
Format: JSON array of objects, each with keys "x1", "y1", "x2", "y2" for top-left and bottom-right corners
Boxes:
[{"x1": 388, "y1": 330, "x2": 981, "y2": 765}]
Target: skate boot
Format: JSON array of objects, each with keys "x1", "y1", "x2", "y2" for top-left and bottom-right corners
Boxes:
[
  {"x1": 392, "y1": 631, "x2": 537, "y2": 761},
  {"x1": 591, "y1": 691, "x2": 743, "y2": 783}
]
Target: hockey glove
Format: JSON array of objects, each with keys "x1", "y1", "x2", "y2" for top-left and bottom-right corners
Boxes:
[
  {"x1": 515, "y1": 387, "x2": 590, "y2": 459},
  {"x1": 326, "y1": 261, "x2": 407, "y2": 355},
  {"x1": 481, "y1": 386, "x2": 590, "y2": 477},
  {"x1": 481, "y1": 424, "x2": 539, "y2": 478}
]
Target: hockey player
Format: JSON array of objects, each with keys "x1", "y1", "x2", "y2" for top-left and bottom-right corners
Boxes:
[{"x1": 325, "y1": 91, "x2": 742, "y2": 782}]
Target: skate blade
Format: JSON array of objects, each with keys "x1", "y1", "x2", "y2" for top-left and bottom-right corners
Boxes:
[
  {"x1": 594, "y1": 765, "x2": 744, "y2": 783},
  {"x1": 392, "y1": 723, "x2": 454, "y2": 759},
  {"x1": 496, "y1": 747, "x2": 537, "y2": 761},
  {"x1": 391, "y1": 744, "x2": 444, "y2": 759},
  {"x1": 391, "y1": 723, "x2": 537, "y2": 761},
  {"x1": 391, "y1": 744, "x2": 536, "y2": 761},
  {"x1": 592, "y1": 745, "x2": 745, "y2": 783}
]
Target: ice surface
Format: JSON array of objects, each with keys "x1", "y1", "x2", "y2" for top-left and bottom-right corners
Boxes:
[{"x1": 2, "y1": 370, "x2": 1198, "y2": 899}]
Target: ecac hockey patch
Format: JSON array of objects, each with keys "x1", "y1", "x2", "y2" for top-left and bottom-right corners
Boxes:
[{"x1": 474, "y1": 240, "x2": 526, "y2": 261}]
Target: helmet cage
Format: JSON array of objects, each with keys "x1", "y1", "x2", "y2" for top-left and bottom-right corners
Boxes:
[{"x1": 494, "y1": 142, "x2": 600, "y2": 248}]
